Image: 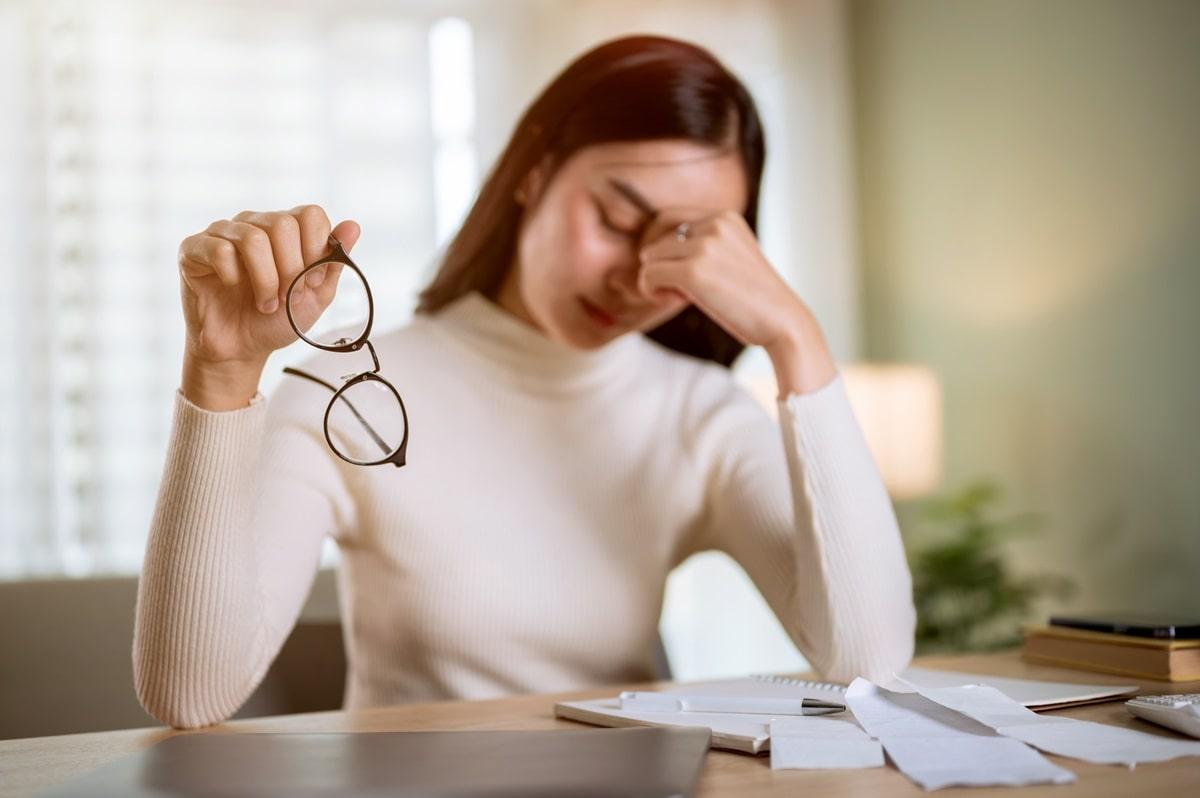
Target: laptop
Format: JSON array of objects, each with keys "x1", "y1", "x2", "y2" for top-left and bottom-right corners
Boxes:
[{"x1": 41, "y1": 727, "x2": 711, "y2": 797}]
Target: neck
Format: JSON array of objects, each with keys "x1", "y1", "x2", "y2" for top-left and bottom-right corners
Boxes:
[
  {"x1": 493, "y1": 268, "x2": 543, "y2": 332},
  {"x1": 424, "y1": 290, "x2": 643, "y2": 394}
]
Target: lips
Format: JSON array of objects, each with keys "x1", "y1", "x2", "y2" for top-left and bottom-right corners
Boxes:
[{"x1": 580, "y1": 298, "x2": 618, "y2": 328}]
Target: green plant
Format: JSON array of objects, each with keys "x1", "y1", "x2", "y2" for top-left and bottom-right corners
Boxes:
[{"x1": 907, "y1": 480, "x2": 1074, "y2": 655}]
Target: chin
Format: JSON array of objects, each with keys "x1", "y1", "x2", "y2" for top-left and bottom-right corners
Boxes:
[
  {"x1": 560, "y1": 324, "x2": 615, "y2": 350},
  {"x1": 533, "y1": 302, "x2": 608, "y2": 350}
]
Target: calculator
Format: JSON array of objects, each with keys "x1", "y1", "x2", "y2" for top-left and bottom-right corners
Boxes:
[{"x1": 1125, "y1": 694, "x2": 1200, "y2": 739}]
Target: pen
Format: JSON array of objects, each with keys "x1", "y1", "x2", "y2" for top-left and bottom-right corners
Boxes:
[{"x1": 619, "y1": 691, "x2": 846, "y2": 716}]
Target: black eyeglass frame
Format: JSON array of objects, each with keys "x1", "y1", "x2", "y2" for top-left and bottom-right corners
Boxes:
[{"x1": 281, "y1": 234, "x2": 409, "y2": 468}]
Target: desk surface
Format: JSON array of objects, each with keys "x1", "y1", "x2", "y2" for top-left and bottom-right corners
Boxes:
[{"x1": 2, "y1": 651, "x2": 1198, "y2": 797}]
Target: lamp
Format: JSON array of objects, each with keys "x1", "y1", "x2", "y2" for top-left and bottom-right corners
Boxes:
[
  {"x1": 840, "y1": 363, "x2": 943, "y2": 500},
  {"x1": 740, "y1": 360, "x2": 942, "y2": 500}
]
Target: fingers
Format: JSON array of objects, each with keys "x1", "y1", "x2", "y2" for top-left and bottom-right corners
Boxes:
[
  {"x1": 638, "y1": 210, "x2": 691, "y2": 247},
  {"x1": 637, "y1": 253, "x2": 699, "y2": 301},
  {"x1": 310, "y1": 256, "x2": 344, "y2": 305},
  {"x1": 204, "y1": 219, "x2": 280, "y2": 313},
  {"x1": 639, "y1": 234, "x2": 694, "y2": 263},
  {"x1": 287, "y1": 204, "x2": 334, "y2": 267},
  {"x1": 638, "y1": 214, "x2": 711, "y2": 263},
  {"x1": 633, "y1": 211, "x2": 705, "y2": 302},
  {"x1": 305, "y1": 219, "x2": 359, "y2": 289},
  {"x1": 331, "y1": 219, "x2": 361, "y2": 252},
  {"x1": 310, "y1": 219, "x2": 363, "y2": 301},
  {"x1": 636, "y1": 211, "x2": 753, "y2": 299},
  {"x1": 233, "y1": 210, "x2": 304, "y2": 304},
  {"x1": 636, "y1": 213, "x2": 722, "y2": 300},
  {"x1": 636, "y1": 217, "x2": 709, "y2": 302},
  {"x1": 178, "y1": 232, "x2": 241, "y2": 288},
  {"x1": 286, "y1": 205, "x2": 359, "y2": 292},
  {"x1": 181, "y1": 206, "x2": 361, "y2": 315}
]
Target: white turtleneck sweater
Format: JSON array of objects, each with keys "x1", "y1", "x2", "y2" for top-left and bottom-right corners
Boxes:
[{"x1": 133, "y1": 291, "x2": 915, "y2": 729}]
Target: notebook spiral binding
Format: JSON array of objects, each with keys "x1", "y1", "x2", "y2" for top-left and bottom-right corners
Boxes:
[{"x1": 750, "y1": 674, "x2": 847, "y2": 694}]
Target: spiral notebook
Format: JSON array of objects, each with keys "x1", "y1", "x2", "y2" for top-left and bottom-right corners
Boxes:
[
  {"x1": 554, "y1": 669, "x2": 1137, "y2": 754},
  {"x1": 555, "y1": 675, "x2": 844, "y2": 754}
]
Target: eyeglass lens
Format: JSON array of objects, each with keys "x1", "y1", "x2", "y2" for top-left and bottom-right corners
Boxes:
[
  {"x1": 325, "y1": 376, "x2": 408, "y2": 465},
  {"x1": 287, "y1": 258, "x2": 371, "y2": 348},
  {"x1": 285, "y1": 237, "x2": 408, "y2": 467}
]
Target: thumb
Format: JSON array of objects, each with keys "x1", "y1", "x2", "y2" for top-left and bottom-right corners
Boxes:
[
  {"x1": 304, "y1": 220, "x2": 360, "y2": 291},
  {"x1": 332, "y1": 219, "x2": 361, "y2": 252}
]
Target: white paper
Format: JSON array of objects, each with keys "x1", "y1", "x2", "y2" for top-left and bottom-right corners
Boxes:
[
  {"x1": 845, "y1": 678, "x2": 1076, "y2": 790},
  {"x1": 897, "y1": 667, "x2": 1137, "y2": 708},
  {"x1": 555, "y1": 697, "x2": 773, "y2": 753},
  {"x1": 769, "y1": 716, "x2": 884, "y2": 770},
  {"x1": 556, "y1": 676, "x2": 848, "y2": 753},
  {"x1": 912, "y1": 682, "x2": 1200, "y2": 766},
  {"x1": 675, "y1": 676, "x2": 845, "y2": 700}
]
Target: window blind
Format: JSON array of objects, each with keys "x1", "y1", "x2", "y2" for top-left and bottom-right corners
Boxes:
[
  {"x1": 4, "y1": 0, "x2": 839, "y2": 684},
  {"x1": 1, "y1": 0, "x2": 477, "y2": 577}
]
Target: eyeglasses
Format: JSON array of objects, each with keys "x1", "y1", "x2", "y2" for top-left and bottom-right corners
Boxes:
[{"x1": 281, "y1": 234, "x2": 409, "y2": 468}]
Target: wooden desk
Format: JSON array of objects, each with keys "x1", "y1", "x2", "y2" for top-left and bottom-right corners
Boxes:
[{"x1": 2, "y1": 651, "x2": 1197, "y2": 797}]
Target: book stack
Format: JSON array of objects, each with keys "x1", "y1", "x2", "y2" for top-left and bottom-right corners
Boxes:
[{"x1": 1022, "y1": 624, "x2": 1200, "y2": 682}]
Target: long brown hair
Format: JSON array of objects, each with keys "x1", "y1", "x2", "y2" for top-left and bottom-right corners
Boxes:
[{"x1": 416, "y1": 35, "x2": 765, "y2": 368}]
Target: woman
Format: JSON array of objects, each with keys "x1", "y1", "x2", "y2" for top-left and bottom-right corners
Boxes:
[{"x1": 135, "y1": 35, "x2": 914, "y2": 729}]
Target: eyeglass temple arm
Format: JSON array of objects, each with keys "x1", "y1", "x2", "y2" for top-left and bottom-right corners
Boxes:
[{"x1": 281, "y1": 367, "x2": 392, "y2": 457}]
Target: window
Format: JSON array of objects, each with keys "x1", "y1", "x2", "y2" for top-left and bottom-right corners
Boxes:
[
  {"x1": 4, "y1": 0, "x2": 856, "y2": 681},
  {"x1": 1, "y1": 0, "x2": 477, "y2": 577}
]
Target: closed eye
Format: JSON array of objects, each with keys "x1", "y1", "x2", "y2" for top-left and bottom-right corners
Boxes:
[{"x1": 595, "y1": 201, "x2": 638, "y2": 239}]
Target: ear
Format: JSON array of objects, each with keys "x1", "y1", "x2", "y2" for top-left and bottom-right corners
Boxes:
[{"x1": 515, "y1": 155, "x2": 553, "y2": 208}]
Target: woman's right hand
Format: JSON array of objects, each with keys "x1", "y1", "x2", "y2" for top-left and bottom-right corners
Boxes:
[{"x1": 177, "y1": 205, "x2": 360, "y2": 410}]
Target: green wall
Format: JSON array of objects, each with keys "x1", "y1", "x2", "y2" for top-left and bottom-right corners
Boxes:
[{"x1": 851, "y1": 0, "x2": 1200, "y2": 614}]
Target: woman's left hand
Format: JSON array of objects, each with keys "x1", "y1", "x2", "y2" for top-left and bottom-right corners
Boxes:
[{"x1": 637, "y1": 210, "x2": 837, "y2": 395}]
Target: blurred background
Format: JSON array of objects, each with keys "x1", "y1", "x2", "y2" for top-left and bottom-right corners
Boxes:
[{"x1": 1, "y1": 0, "x2": 1197, "y2": 737}]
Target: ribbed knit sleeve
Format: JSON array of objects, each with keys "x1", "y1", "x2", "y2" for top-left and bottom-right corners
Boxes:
[
  {"x1": 694, "y1": 372, "x2": 915, "y2": 684},
  {"x1": 133, "y1": 381, "x2": 355, "y2": 729}
]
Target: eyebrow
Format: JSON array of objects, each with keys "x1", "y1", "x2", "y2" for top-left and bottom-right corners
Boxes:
[{"x1": 607, "y1": 178, "x2": 657, "y2": 217}]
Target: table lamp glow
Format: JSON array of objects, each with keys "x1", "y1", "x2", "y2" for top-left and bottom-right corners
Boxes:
[{"x1": 840, "y1": 363, "x2": 943, "y2": 500}]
